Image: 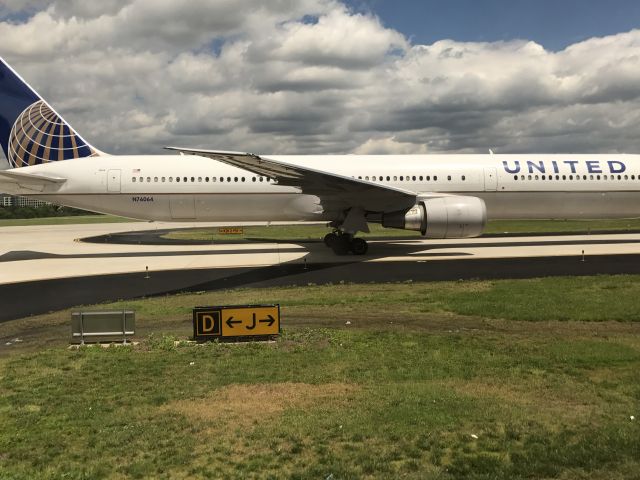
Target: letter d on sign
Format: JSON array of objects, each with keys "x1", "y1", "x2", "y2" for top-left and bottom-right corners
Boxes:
[
  {"x1": 202, "y1": 314, "x2": 216, "y2": 332},
  {"x1": 194, "y1": 309, "x2": 222, "y2": 340}
]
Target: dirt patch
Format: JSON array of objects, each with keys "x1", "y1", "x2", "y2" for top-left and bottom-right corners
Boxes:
[
  {"x1": 439, "y1": 378, "x2": 603, "y2": 423},
  {"x1": 163, "y1": 382, "x2": 358, "y2": 428}
]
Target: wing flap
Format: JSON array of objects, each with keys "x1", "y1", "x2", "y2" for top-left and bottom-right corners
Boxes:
[{"x1": 165, "y1": 147, "x2": 417, "y2": 213}]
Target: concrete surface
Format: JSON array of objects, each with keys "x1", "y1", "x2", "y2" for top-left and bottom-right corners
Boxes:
[{"x1": 1, "y1": 222, "x2": 639, "y2": 321}]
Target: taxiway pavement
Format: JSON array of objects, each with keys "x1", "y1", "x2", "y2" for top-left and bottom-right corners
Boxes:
[{"x1": 1, "y1": 222, "x2": 639, "y2": 321}]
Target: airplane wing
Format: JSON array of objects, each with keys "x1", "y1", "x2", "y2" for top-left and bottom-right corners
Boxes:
[
  {"x1": 0, "y1": 170, "x2": 67, "y2": 192},
  {"x1": 165, "y1": 147, "x2": 417, "y2": 213}
]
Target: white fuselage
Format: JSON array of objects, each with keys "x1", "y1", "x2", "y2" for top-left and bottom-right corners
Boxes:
[{"x1": 4, "y1": 154, "x2": 640, "y2": 222}]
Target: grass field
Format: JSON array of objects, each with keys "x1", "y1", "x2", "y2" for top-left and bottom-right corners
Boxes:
[
  {"x1": 1, "y1": 276, "x2": 639, "y2": 479},
  {"x1": 0, "y1": 215, "x2": 136, "y2": 227},
  {"x1": 163, "y1": 218, "x2": 640, "y2": 242}
]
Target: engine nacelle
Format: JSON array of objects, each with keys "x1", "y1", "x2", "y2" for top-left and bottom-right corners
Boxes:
[{"x1": 381, "y1": 196, "x2": 487, "y2": 238}]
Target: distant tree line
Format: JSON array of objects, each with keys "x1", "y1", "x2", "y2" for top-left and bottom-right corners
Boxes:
[{"x1": 0, "y1": 205, "x2": 99, "y2": 219}]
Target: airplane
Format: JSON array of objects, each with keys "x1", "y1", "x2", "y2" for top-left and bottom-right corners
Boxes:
[{"x1": 1, "y1": 56, "x2": 640, "y2": 255}]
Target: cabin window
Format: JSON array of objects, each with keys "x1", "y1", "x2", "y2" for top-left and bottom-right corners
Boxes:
[
  {"x1": 399, "y1": 176, "x2": 404, "y2": 181},
  {"x1": 461, "y1": 175, "x2": 466, "y2": 181},
  {"x1": 241, "y1": 177, "x2": 246, "y2": 182},
  {"x1": 132, "y1": 177, "x2": 136, "y2": 182},
  {"x1": 153, "y1": 177, "x2": 158, "y2": 182},
  {"x1": 146, "y1": 177, "x2": 151, "y2": 182},
  {"x1": 419, "y1": 176, "x2": 423, "y2": 181},
  {"x1": 169, "y1": 177, "x2": 173, "y2": 182},
  {"x1": 162, "y1": 177, "x2": 166, "y2": 183},
  {"x1": 393, "y1": 176, "x2": 397, "y2": 181},
  {"x1": 205, "y1": 177, "x2": 209, "y2": 182},
  {"x1": 227, "y1": 177, "x2": 231, "y2": 182},
  {"x1": 259, "y1": 177, "x2": 264, "y2": 182},
  {"x1": 514, "y1": 175, "x2": 518, "y2": 180},
  {"x1": 176, "y1": 177, "x2": 180, "y2": 183}
]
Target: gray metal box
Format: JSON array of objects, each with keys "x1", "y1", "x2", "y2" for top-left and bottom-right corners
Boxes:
[{"x1": 71, "y1": 311, "x2": 135, "y2": 344}]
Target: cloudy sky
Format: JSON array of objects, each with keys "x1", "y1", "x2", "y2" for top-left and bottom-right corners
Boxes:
[{"x1": 2, "y1": 0, "x2": 640, "y2": 156}]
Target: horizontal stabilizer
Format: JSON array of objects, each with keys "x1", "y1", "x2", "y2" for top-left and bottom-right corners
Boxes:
[{"x1": 0, "y1": 169, "x2": 67, "y2": 185}]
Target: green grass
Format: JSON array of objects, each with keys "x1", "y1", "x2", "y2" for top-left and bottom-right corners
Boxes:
[
  {"x1": 0, "y1": 215, "x2": 135, "y2": 227},
  {"x1": 486, "y1": 218, "x2": 640, "y2": 234},
  {"x1": 1, "y1": 276, "x2": 640, "y2": 479},
  {"x1": 1, "y1": 215, "x2": 639, "y2": 236},
  {"x1": 163, "y1": 218, "x2": 640, "y2": 242}
]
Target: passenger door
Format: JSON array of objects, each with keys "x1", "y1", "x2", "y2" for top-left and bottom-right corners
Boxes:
[
  {"x1": 107, "y1": 169, "x2": 121, "y2": 193},
  {"x1": 483, "y1": 168, "x2": 497, "y2": 191}
]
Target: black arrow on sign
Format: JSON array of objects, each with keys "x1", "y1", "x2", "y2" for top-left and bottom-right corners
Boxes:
[
  {"x1": 226, "y1": 316, "x2": 242, "y2": 328},
  {"x1": 259, "y1": 315, "x2": 275, "y2": 327}
]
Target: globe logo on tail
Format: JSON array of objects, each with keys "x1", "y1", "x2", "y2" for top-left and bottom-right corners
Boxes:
[{"x1": 7, "y1": 100, "x2": 97, "y2": 168}]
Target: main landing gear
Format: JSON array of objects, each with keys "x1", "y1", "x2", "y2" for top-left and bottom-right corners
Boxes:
[{"x1": 323, "y1": 231, "x2": 368, "y2": 255}]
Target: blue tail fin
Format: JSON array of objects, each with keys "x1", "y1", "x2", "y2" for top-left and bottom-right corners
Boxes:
[{"x1": 0, "y1": 57, "x2": 100, "y2": 169}]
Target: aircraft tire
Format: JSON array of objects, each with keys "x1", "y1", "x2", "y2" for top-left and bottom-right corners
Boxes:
[
  {"x1": 331, "y1": 236, "x2": 351, "y2": 255},
  {"x1": 351, "y1": 238, "x2": 368, "y2": 255},
  {"x1": 324, "y1": 232, "x2": 338, "y2": 247}
]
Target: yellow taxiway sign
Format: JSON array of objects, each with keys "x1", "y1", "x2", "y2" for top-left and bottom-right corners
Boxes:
[{"x1": 193, "y1": 305, "x2": 280, "y2": 340}]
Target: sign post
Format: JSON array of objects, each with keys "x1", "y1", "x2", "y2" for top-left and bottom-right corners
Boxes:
[{"x1": 193, "y1": 305, "x2": 280, "y2": 341}]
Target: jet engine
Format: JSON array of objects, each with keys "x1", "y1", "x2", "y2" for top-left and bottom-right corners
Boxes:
[{"x1": 381, "y1": 196, "x2": 487, "y2": 238}]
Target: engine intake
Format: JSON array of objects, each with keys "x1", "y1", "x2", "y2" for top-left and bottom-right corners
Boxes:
[{"x1": 382, "y1": 196, "x2": 487, "y2": 238}]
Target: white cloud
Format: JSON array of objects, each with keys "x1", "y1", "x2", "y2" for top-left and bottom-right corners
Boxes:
[
  {"x1": 353, "y1": 137, "x2": 429, "y2": 155},
  {"x1": 1, "y1": 1, "x2": 640, "y2": 158}
]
